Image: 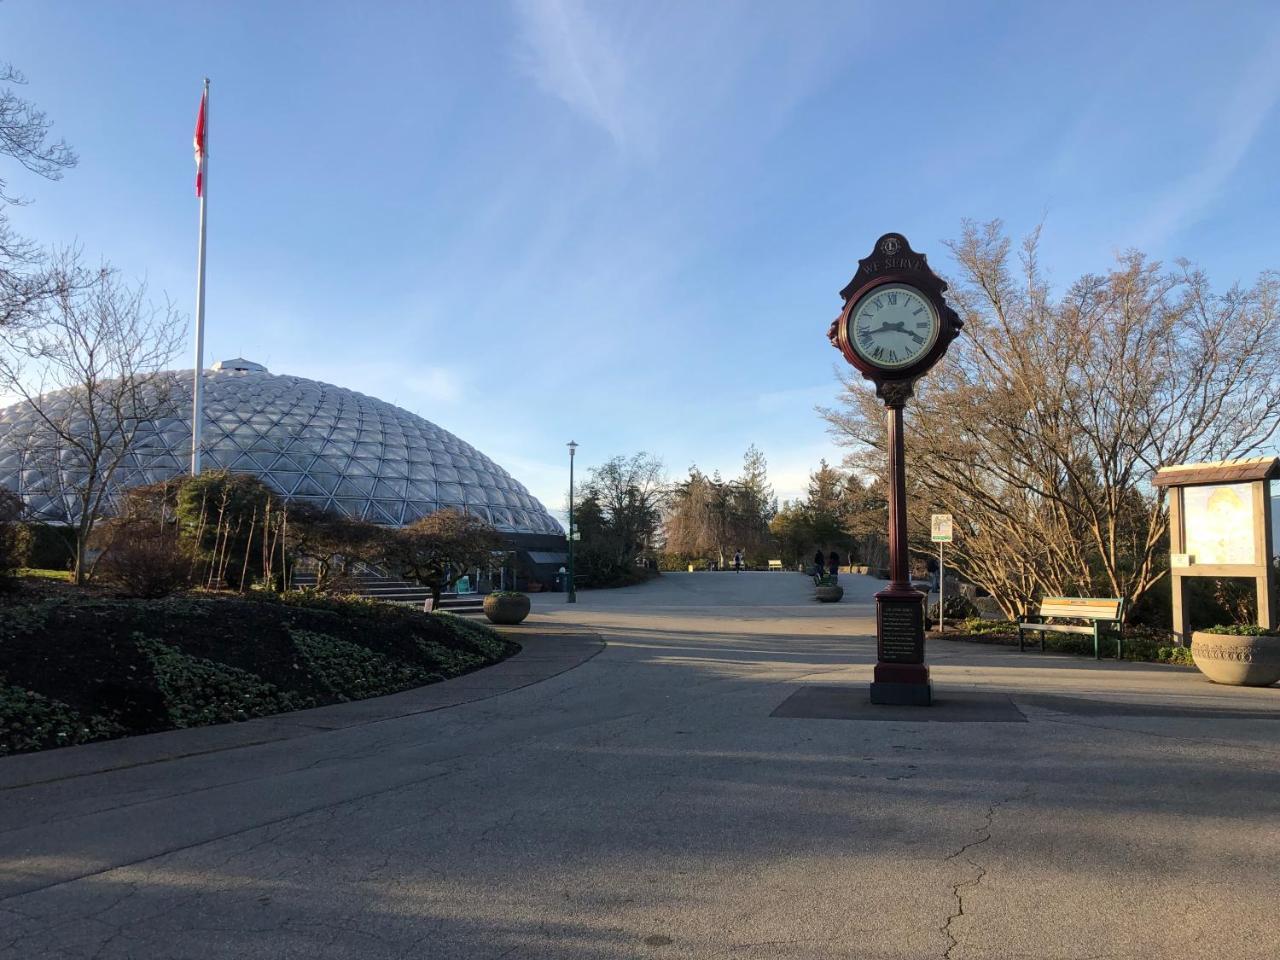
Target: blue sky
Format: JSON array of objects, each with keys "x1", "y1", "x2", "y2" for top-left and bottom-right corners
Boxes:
[{"x1": 3, "y1": 1, "x2": 1280, "y2": 513}]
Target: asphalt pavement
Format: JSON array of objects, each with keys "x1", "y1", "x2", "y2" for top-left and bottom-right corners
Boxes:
[{"x1": 1, "y1": 572, "x2": 1277, "y2": 959}]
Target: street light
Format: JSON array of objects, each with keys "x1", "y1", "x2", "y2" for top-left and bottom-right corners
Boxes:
[{"x1": 567, "y1": 441, "x2": 578, "y2": 603}]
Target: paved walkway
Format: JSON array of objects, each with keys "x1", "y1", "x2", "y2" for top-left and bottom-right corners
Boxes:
[{"x1": 1, "y1": 572, "x2": 1277, "y2": 959}]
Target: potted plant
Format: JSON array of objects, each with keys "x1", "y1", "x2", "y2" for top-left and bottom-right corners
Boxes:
[
  {"x1": 1190, "y1": 625, "x2": 1280, "y2": 686},
  {"x1": 484, "y1": 590, "x2": 531, "y2": 625},
  {"x1": 814, "y1": 576, "x2": 843, "y2": 603}
]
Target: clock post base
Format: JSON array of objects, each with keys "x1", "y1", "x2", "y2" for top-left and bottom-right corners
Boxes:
[
  {"x1": 870, "y1": 680, "x2": 933, "y2": 706},
  {"x1": 870, "y1": 662, "x2": 932, "y2": 705}
]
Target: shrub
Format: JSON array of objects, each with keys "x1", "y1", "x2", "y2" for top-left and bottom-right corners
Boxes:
[
  {"x1": 957, "y1": 617, "x2": 1019, "y2": 636},
  {"x1": 175, "y1": 470, "x2": 282, "y2": 590},
  {"x1": 135, "y1": 635, "x2": 306, "y2": 726},
  {"x1": 1157, "y1": 646, "x2": 1195, "y2": 665},
  {"x1": 291, "y1": 629, "x2": 438, "y2": 700},
  {"x1": 316, "y1": 571, "x2": 363, "y2": 596},
  {"x1": 0, "y1": 488, "x2": 21, "y2": 581},
  {"x1": 432, "y1": 611, "x2": 514, "y2": 656},
  {"x1": 0, "y1": 684, "x2": 122, "y2": 756},
  {"x1": 11, "y1": 521, "x2": 75, "y2": 571},
  {"x1": 1200, "y1": 624, "x2": 1280, "y2": 637},
  {"x1": 97, "y1": 527, "x2": 193, "y2": 598},
  {"x1": 930, "y1": 594, "x2": 980, "y2": 621}
]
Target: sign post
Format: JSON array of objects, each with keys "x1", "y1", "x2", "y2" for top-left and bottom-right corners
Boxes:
[
  {"x1": 1153, "y1": 457, "x2": 1279, "y2": 644},
  {"x1": 828, "y1": 234, "x2": 963, "y2": 706},
  {"x1": 931, "y1": 513, "x2": 953, "y2": 635}
]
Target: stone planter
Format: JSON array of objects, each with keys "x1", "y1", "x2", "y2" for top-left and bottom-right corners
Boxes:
[
  {"x1": 815, "y1": 584, "x2": 844, "y2": 603},
  {"x1": 1190, "y1": 630, "x2": 1280, "y2": 687},
  {"x1": 483, "y1": 593, "x2": 531, "y2": 625}
]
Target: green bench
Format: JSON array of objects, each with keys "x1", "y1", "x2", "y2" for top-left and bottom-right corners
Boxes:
[{"x1": 1017, "y1": 596, "x2": 1126, "y2": 660}]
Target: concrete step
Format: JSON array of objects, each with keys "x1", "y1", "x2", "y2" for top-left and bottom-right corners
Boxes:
[
  {"x1": 387, "y1": 598, "x2": 486, "y2": 618},
  {"x1": 289, "y1": 572, "x2": 489, "y2": 617}
]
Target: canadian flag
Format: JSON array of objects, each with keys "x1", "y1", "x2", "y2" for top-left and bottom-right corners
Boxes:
[{"x1": 193, "y1": 88, "x2": 207, "y2": 198}]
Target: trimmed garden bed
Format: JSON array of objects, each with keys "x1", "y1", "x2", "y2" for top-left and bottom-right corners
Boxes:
[
  {"x1": 927, "y1": 618, "x2": 1194, "y2": 666},
  {"x1": 0, "y1": 590, "x2": 517, "y2": 756}
]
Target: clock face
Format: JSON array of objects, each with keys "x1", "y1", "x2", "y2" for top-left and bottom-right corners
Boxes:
[{"x1": 848, "y1": 283, "x2": 940, "y2": 370}]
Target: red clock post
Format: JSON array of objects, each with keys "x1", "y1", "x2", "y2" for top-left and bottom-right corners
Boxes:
[{"x1": 827, "y1": 233, "x2": 963, "y2": 706}]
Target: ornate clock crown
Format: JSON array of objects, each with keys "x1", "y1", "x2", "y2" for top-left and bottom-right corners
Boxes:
[{"x1": 827, "y1": 231, "x2": 964, "y2": 392}]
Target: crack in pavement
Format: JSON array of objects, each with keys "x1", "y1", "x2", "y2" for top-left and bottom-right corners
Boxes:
[
  {"x1": 939, "y1": 785, "x2": 1032, "y2": 960},
  {"x1": 940, "y1": 805, "x2": 994, "y2": 960}
]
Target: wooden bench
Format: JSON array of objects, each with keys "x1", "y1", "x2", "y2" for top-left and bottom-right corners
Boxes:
[
  {"x1": 1017, "y1": 597, "x2": 1126, "y2": 659},
  {"x1": 767, "y1": 559, "x2": 783, "y2": 571}
]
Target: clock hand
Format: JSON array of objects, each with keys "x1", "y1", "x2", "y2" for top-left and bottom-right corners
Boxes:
[{"x1": 863, "y1": 320, "x2": 924, "y2": 345}]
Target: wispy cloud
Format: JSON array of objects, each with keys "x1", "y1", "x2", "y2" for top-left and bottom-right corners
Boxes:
[
  {"x1": 509, "y1": 0, "x2": 867, "y2": 160},
  {"x1": 1132, "y1": 26, "x2": 1280, "y2": 249},
  {"x1": 301, "y1": 359, "x2": 467, "y2": 413},
  {"x1": 510, "y1": 0, "x2": 634, "y2": 149}
]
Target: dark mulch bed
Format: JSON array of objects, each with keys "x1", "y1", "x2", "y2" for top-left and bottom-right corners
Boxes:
[{"x1": 0, "y1": 588, "x2": 517, "y2": 756}]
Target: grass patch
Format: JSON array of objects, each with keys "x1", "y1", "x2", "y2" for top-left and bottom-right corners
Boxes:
[
  {"x1": 16, "y1": 568, "x2": 71, "y2": 581},
  {"x1": 0, "y1": 591, "x2": 517, "y2": 756}
]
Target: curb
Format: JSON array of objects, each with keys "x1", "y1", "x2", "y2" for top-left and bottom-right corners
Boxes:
[{"x1": 0, "y1": 629, "x2": 605, "y2": 791}]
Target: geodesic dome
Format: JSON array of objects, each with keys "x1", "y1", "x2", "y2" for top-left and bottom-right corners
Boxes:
[{"x1": 0, "y1": 359, "x2": 563, "y2": 535}]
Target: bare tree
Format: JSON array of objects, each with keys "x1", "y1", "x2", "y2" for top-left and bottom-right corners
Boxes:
[
  {"x1": 385, "y1": 508, "x2": 505, "y2": 608},
  {"x1": 0, "y1": 263, "x2": 184, "y2": 583},
  {"x1": 824, "y1": 220, "x2": 1280, "y2": 619},
  {"x1": 579, "y1": 452, "x2": 666, "y2": 567},
  {"x1": 665, "y1": 449, "x2": 777, "y2": 568},
  {"x1": 1, "y1": 62, "x2": 78, "y2": 330},
  {"x1": 285, "y1": 502, "x2": 385, "y2": 592},
  {"x1": 664, "y1": 468, "x2": 727, "y2": 566}
]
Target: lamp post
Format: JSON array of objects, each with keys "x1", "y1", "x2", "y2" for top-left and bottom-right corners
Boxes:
[{"x1": 567, "y1": 440, "x2": 578, "y2": 603}]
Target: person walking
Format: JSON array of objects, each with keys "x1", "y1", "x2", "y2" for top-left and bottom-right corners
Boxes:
[
  {"x1": 733, "y1": 549, "x2": 743, "y2": 572},
  {"x1": 812, "y1": 550, "x2": 825, "y2": 582},
  {"x1": 828, "y1": 551, "x2": 841, "y2": 582}
]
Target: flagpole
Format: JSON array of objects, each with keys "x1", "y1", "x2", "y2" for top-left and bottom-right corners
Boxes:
[{"x1": 191, "y1": 78, "x2": 209, "y2": 475}]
